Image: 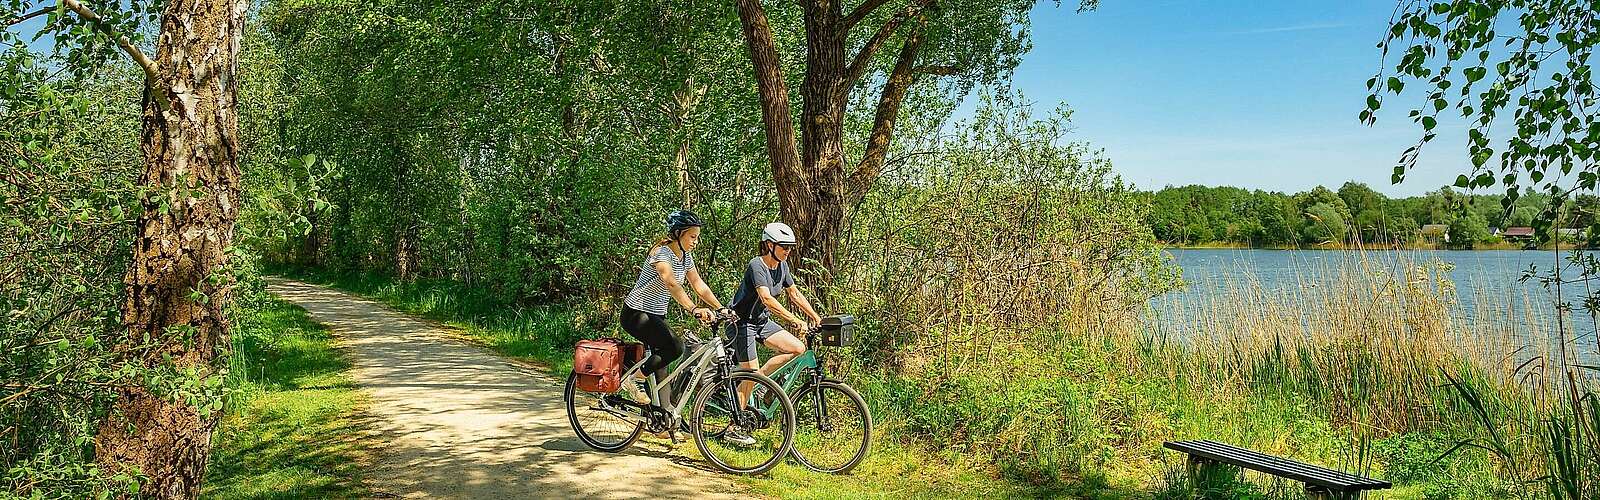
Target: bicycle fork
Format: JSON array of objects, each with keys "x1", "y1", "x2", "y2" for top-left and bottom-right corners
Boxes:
[{"x1": 809, "y1": 368, "x2": 833, "y2": 432}]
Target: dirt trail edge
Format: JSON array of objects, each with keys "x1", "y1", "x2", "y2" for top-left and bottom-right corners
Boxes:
[{"x1": 265, "y1": 278, "x2": 741, "y2": 499}]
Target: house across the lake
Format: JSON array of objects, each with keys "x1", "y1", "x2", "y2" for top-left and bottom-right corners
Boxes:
[{"x1": 1501, "y1": 226, "x2": 1536, "y2": 241}]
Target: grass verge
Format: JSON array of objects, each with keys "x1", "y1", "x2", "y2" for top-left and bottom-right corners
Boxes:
[
  {"x1": 266, "y1": 266, "x2": 1087, "y2": 498},
  {"x1": 262, "y1": 263, "x2": 1531, "y2": 498},
  {"x1": 202, "y1": 293, "x2": 374, "y2": 499}
]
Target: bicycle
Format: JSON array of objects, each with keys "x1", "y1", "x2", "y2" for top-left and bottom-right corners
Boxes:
[
  {"x1": 715, "y1": 315, "x2": 872, "y2": 474},
  {"x1": 563, "y1": 310, "x2": 796, "y2": 475}
]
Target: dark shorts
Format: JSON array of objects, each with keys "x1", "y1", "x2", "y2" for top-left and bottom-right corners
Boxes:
[{"x1": 729, "y1": 319, "x2": 784, "y2": 363}]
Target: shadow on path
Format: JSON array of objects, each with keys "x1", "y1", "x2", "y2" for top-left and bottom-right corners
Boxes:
[{"x1": 266, "y1": 278, "x2": 741, "y2": 499}]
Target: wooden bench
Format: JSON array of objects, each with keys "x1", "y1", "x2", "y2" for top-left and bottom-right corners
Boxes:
[{"x1": 1164, "y1": 440, "x2": 1392, "y2": 499}]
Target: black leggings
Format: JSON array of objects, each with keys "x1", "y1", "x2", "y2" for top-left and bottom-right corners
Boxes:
[{"x1": 619, "y1": 305, "x2": 683, "y2": 404}]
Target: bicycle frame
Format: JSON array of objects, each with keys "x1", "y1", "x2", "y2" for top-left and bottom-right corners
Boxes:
[
  {"x1": 727, "y1": 329, "x2": 829, "y2": 420},
  {"x1": 764, "y1": 351, "x2": 820, "y2": 397},
  {"x1": 611, "y1": 320, "x2": 735, "y2": 423}
]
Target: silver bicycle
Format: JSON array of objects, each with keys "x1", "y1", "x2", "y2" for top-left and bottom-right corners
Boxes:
[{"x1": 563, "y1": 311, "x2": 796, "y2": 475}]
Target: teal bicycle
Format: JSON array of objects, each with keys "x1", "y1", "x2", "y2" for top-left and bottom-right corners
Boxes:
[{"x1": 716, "y1": 315, "x2": 872, "y2": 474}]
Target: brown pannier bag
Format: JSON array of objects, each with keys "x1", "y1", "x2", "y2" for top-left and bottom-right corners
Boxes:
[
  {"x1": 620, "y1": 342, "x2": 646, "y2": 370},
  {"x1": 573, "y1": 338, "x2": 623, "y2": 393}
]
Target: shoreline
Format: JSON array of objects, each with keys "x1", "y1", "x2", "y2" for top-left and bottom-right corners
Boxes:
[{"x1": 1165, "y1": 243, "x2": 1587, "y2": 251}]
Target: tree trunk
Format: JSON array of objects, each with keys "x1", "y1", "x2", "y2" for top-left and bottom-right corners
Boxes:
[
  {"x1": 392, "y1": 138, "x2": 418, "y2": 281},
  {"x1": 299, "y1": 199, "x2": 320, "y2": 265},
  {"x1": 736, "y1": 0, "x2": 807, "y2": 223},
  {"x1": 671, "y1": 77, "x2": 705, "y2": 208},
  {"x1": 737, "y1": 0, "x2": 930, "y2": 280},
  {"x1": 94, "y1": 0, "x2": 245, "y2": 497},
  {"x1": 789, "y1": 0, "x2": 851, "y2": 275},
  {"x1": 395, "y1": 222, "x2": 418, "y2": 281}
]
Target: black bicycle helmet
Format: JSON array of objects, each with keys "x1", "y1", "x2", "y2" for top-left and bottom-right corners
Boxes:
[{"x1": 665, "y1": 209, "x2": 704, "y2": 234}]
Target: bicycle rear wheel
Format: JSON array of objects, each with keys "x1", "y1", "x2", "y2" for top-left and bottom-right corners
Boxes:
[
  {"x1": 564, "y1": 372, "x2": 644, "y2": 452},
  {"x1": 691, "y1": 370, "x2": 794, "y2": 475},
  {"x1": 790, "y1": 380, "x2": 871, "y2": 473}
]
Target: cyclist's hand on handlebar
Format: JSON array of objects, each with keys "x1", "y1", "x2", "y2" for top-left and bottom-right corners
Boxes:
[
  {"x1": 716, "y1": 308, "x2": 738, "y2": 321},
  {"x1": 692, "y1": 307, "x2": 714, "y2": 323}
]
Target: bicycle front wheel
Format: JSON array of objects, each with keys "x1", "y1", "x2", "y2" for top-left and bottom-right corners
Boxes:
[
  {"x1": 690, "y1": 370, "x2": 794, "y2": 475},
  {"x1": 790, "y1": 380, "x2": 872, "y2": 473}
]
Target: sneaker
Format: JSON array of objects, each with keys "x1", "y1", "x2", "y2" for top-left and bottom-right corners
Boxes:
[{"x1": 721, "y1": 425, "x2": 757, "y2": 448}]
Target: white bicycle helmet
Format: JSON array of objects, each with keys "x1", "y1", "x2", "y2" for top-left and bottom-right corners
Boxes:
[{"x1": 761, "y1": 222, "x2": 797, "y2": 245}]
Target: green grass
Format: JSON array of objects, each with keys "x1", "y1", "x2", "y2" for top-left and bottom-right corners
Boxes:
[
  {"x1": 201, "y1": 294, "x2": 373, "y2": 499},
  {"x1": 266, "y1": 266, "x2": 1089, "y2": 498},
  {"x1": 261, "y1": 265, "x2": 1532, "y2": 498}
]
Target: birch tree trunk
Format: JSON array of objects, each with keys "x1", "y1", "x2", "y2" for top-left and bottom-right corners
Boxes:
[{"x1": 94, "y1": 0, "x2": 245, "y2": 496}]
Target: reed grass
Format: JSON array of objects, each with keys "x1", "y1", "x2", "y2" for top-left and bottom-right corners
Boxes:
[
  {"x1": 265, "y1": 249, "x2": 1597, "y2": 497},
  {"x1": 1136, "y1": 249, "x2": 1593, "y2": 497},
  {"x1": 870, "y1": 247, "x2": 1592, "y2": 496}
]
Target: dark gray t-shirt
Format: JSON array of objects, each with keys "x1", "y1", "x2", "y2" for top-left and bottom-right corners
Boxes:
[{"x1": 730, "y1": 257, "x2": 794, "y2": 322}]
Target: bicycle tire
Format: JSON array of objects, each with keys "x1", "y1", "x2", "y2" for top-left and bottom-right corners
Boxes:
[
  {"x1": 564, "y1": 371, "x2": 644, "y2": 452},
  {"x1": 690, "y1": 370, "x2": 795, "y2": 475},
  {"x1": 789, "y1": 380, "x2": 872, "y2": 473}
]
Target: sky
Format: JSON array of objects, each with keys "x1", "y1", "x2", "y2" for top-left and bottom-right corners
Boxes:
[{"x1": 997, "y1": 0, "x2": 1473, "y2": 197}]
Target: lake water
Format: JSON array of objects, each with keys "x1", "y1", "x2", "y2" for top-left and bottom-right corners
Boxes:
[{"x1": 1157, "y1": 249, "x2": 1600, "y2": 364}]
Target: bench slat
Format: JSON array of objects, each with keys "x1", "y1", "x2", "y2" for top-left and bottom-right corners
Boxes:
[
  {"x1": 1171, "y1": 441, "x2": 1380, "y2": 490},
  {"x1": 1165, "y1": 440, "x2": 1392, "y2": 491},
  {"x1": 1183, "y1": 441, "x2": 1377, "y2": 486},
  {"x1": 1176, "y1": 440, "x2": 1388, "y2": 488},
  {"x1": 1170, "y1": 440, "x2": 1391, "y2": 490}
]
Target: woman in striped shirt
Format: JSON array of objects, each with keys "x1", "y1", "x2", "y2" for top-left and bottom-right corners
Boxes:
[{"x1": 620, "y1": 209, "x2": 728, "y2": 412}]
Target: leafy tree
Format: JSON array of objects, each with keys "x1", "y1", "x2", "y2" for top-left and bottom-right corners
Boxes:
[
  {"x1": 1253, "y1": 191, "x2": 1300, "y2": 246},
  {"x1": 1339, "y1": 181, "x2": 1391, "y2": 242},
  {"x1": 1448, "y1": 209, "x2": 1491, "y2": 248},
  {"x1": 1371, "y1": 0, "x2": 1600, "y2": 237},
  {"x1": 1338, "y1": 182, "x2": 1388, "y2": 218},
  {"x1": 1508, "y1": 206, "x2": 1537, "y2": 227},
  {"x1": 1139, "y1": 183, "x2": 1555, "y2": 247},
  {"x1": 1387, "y1": 212, "x2": 1421, "y2": 243},
  {"x1": 1303, "y1": 202, "x2": 1348, "y2": 244},
  {"x1": 1295, "y1": 186, "x2": 1351, "y2": 220},
  {"x1": 733, "y1": 0, "x2": 1097, "y2": 275},
  {"x1": 2, "y1": 62, "x2": 144, "y2": 495},
  {"x1": 4, "y1": 0, "x2": 246, "y2": 496}
]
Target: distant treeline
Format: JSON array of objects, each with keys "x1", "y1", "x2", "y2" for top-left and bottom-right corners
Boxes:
[{"x1": 1145, "y1": 183, "x2": 1600, "y2": 248}]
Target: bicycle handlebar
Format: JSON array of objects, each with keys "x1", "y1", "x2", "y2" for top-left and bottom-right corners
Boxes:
[{"x1": 681, "y1": 310, "x2": 739, "y2": 344}]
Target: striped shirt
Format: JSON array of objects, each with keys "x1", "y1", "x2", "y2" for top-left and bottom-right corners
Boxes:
[{"x1": 623, "y1": 246, "x2": 695, "y2": 316}]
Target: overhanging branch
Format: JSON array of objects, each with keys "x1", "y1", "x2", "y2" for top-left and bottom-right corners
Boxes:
[
  {"x1": 841, "y1": 0, "x2": 891, "y2": 31},
  {"x1": 848, "y1": 20, "x2": 927, "y2": 205},
  {"x1": 60, "y1": 0, "x2": 158, "y2": 82},
  {"x1": 845, "y1": 0, "x2": 931, "y2": 87},
  {"x1": 5, "y1": 7, "x2": 50, "y2": 26}
]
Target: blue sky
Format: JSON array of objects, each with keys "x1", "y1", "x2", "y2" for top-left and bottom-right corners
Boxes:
[{"x1": 1000, "y1": 0, "x2": 1470, "y2": 196}]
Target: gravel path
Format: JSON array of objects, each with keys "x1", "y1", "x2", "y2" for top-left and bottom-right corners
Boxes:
[{"x1": 266, "y1": 278, "x2": 741, "y2": 499}]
